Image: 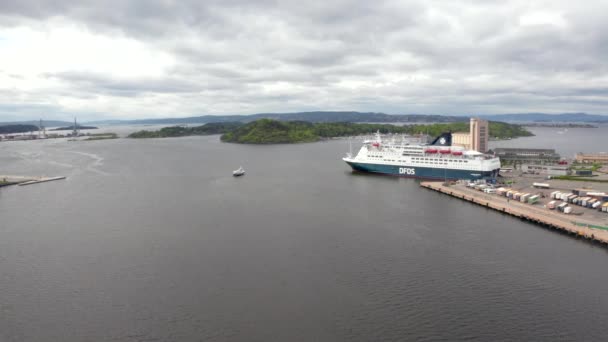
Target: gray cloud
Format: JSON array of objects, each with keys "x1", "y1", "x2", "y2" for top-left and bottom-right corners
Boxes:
[{"x1": 1, "y1": 0, "x2": 608, "y2": 120}]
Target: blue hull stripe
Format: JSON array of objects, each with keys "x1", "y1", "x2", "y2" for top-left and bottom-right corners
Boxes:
[{"x1": 345, "y1": 161, "x2": 497, "y2": 180}]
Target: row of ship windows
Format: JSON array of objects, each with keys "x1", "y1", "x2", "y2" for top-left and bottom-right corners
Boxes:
[
  {"x1": 371, "y1": 155, "x2": 472, "y2": 165},
  {"x1": 379, "y1": 160, "x2": 472, "y2": 167},
  {"x1": 413, "y1": 161, "x2": 447, "y2": 164},
  {"x1": 371, "y1": 156, "x2": 470, "y2": 165},
  {"x1": 413, "y1": 158, "x2": 468, "y2": 163}
]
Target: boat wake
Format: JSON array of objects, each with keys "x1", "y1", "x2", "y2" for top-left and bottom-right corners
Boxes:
[{"x1": 68, "y1": 151, "x2": 110, "y2": 176}]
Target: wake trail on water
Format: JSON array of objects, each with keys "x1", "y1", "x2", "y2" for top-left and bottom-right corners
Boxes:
[{"x1": 67, "y1": 150, "x2": 111, "y2": 176}]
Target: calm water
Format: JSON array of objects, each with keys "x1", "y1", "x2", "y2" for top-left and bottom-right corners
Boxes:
[
  {"x1": 1, "y1": 127, "x2": 608, "y2": 342},
  {"x1": 489, "y1": 124, "x2": 608, "y2": 158}
]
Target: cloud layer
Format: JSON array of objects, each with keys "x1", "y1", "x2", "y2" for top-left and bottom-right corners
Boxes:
[{"x1": 1, "y1": 0, "x2": 607, "y2": 120}]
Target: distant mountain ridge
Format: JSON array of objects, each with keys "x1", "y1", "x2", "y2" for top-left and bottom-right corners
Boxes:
[
  {"x1": 89, "y1": 112, "x2": 608, "y2": 125},
  {"x1": 478, "y1": 113, "x2": 608, "y2": 123},
  {"x1": 0, "y1": 120, "x2": 73, "y2": 127},
  {"x1": 88, "y1": 112, "x2": 470, "y2": 125},
  {"x1": 2, "y1": 112, "x2": 607, "y2": 126}
]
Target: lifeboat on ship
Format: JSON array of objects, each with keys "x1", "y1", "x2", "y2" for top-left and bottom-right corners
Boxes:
[
  {"x1": 451, "y1": 151, "x2": 463, "y2": 156},
  {"x1": 425, "y1": 148, "x2": 438, "y2": 154},
  {"x1": 439, "y1": 149, "x2": 451, "y2": 154}
]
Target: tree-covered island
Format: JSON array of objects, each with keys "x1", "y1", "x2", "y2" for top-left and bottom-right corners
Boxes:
[
  {"x1": 128, "y1": 119, "x2": 532, "y2": 144},
  {"x1": 220, "y1": 120, "x2": 532, "y2": 143},
  {"x1": 128, "y1": 122, "x2": 244, "y2": 138}
]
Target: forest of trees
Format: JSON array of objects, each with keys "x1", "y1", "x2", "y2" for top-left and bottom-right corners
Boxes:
[
  {"x1": 128, "y1": 122, "x2": 244, "y2": 138},
  {"x1": 128, "y1": 119, "x2": 532, "y2": 143},
  {"x1": 220, "y1": 119, "x2": 533, "y2": 144}
]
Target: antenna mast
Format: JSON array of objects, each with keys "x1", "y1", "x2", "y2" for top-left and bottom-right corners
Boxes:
[{"x1": 72, "y1": 117, "x2": 79, "y2": 137}]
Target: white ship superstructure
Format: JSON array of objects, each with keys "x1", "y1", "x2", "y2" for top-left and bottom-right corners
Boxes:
[{"x1": 343, "y1": 132, "x2": 501, "y2": 180}]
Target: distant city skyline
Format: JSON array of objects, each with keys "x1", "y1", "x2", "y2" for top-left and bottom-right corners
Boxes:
[{"x1": 1, "y1": 0, "x2": 608, "y2": 121}]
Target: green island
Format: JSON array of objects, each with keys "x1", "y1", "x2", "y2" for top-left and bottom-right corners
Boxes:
[
  {"x1": 128, "y1": 119, "x2": 533, "y2": 144},
  {"x1": 220, "y1": 120, "x2": 533, "y2": 143},
  {"x1": 128, "y1": 122, "x2": 243, "y2": 138}
]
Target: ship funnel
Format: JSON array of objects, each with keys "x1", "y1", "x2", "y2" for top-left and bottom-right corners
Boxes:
[{"x1": 430, "y1": 132, "x2": 452, "y2": 146}]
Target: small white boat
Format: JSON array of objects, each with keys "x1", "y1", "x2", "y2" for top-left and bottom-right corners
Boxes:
[{"x1": 233, "y1": 166, "x2": 245, "y2": 177}]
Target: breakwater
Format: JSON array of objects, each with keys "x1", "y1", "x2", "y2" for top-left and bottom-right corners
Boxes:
[{"x1": 0, "y1": 175, "x2": 66, "y2": 187}]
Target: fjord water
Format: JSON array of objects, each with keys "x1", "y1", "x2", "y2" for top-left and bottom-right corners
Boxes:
[{"x1": 1, "y1": 127, "x2": 608, "y2": 342}]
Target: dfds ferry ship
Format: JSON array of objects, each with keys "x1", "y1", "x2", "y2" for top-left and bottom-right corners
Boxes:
[{"x1": 343, "y1": 132, "x2": 501, "y2": 180}]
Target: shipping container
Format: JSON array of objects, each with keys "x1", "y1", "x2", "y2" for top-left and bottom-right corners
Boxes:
[
  {"x1": 592, "y1": 201, "x2": 602, "y2": 209},
  {"x1": 602, "y1": 203, "x2": 608, "y2": 212},
  {"x1": 587, "y1": 192, "x2": 608, "y2": 201},
  {"x1": 514, "y1": 193, "x2": 522, "y2": 201},
  {"x1": 560, "y1": 193, "x2": 572, "y2": 201},
  {"x1": 550, "y1": 191, "x2": 560, "y2": 199},
  {"x1": 484, "y1": 188, "x2": 496, "y2": 194},
  {"x1": 528, "y1": 195, "x2": 540, "y2": 204},
  {"x1": 587, "y1": 199, "x2": 598, "y2": 208},
  {"x1": 564, "y1": 206, "x2": 572, "y2": 214},
  {"x1": 533, "y1": 182, "x2": 550, "y2": 189},
  {"x1": 567, "y1": 194, "x2": 578, "y2": 203},
  {"x1": 520, "y1": 193, "x2": 530, "y2": 202},
  {"x1": 548, "y1": 201, "x2": 557, "y2": 209},
  {"x1": 558, "y1": 203, "x2": 568, "y2": 212}
]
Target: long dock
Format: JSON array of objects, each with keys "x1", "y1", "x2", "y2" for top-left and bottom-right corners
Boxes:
[
  {"x1": 0, "y1": 175, "x2": 67, "y2": 187},
  {"x1": 421, "y1": 181, "x2": 608, "y2": 247},
  {"x1": 18, "y1": 176, "x2": 67, "y2": 186}
]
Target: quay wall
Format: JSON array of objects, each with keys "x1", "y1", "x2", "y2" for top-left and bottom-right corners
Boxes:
[{"x1": 420, "y1": 181, "x2": 608, "y2": 247}]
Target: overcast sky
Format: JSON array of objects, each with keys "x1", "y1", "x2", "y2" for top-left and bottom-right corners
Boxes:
[{"x1": 0, "y1": 0, "x2": 607, "y2": 121}]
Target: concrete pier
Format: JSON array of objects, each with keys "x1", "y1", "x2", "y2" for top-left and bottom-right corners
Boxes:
[
  {"x1": 0, "y1": 175, "x2": 66, "y2": 187},
  {"x1": 421, "y1": 181, "x2": 608, "y2": 246},
  {"x1": 18, "y1": 176, "x2": 67, "y2": 186}
]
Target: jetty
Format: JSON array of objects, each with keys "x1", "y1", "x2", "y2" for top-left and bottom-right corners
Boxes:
[
  {"x1": 0, "y1": 175, "x2": 67, "y2": 187},
  {"x1": 421, "y1": 181, "x2": 608, "y2": 246}
]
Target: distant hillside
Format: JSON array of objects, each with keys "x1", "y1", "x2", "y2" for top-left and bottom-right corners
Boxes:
[
  {"x1": 2, "y1": 112, "x2": 605, "y2": 127},
  {"x1": 0, "y1": 120, "x2": 72, "y2": 127},
  {"x1": 90, "y1": 112, "x2": 608, "y2": 125},
  {"x1": 129, "y1": 122, "x2": 244, "y2": 138},
  {"x1": 244, "y1": 112, "x2": 469, "y2": 123},
  {"x1": 0, "y1": 124, "x2": 40, "y2": 134},
  {"x1": 50, "y1": 125, "x2": 98, "y2": 131},
  {"x1": 479, "y1": 113, "x2": 608, "y2": 123},
  {"x1": 90, "y1": 112, "x2": 469, "y2": 125}
]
